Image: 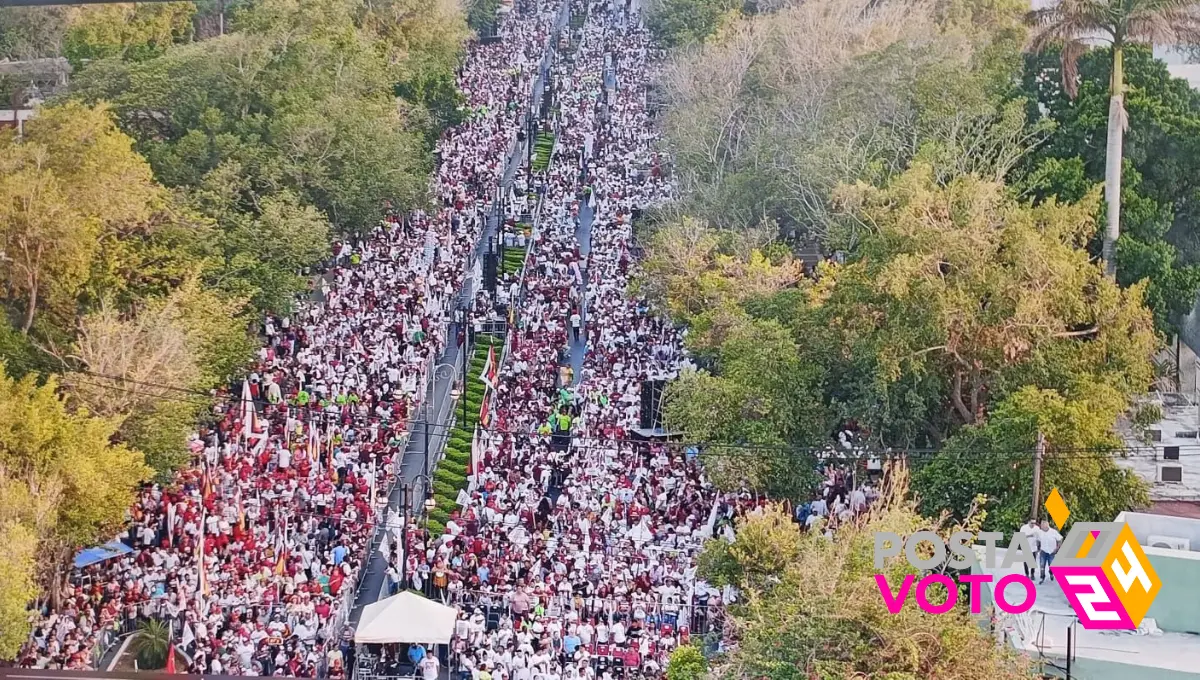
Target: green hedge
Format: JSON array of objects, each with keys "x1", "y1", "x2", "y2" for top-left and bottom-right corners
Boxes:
[{"x1": 435, "y1": 468, "x2": 467, "y2": 486}]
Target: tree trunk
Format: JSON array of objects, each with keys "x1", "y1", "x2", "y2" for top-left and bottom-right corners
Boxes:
[
  {"x1": 21, "y1": 280, "x2": 37, "y2": 334},
  {"x1": 1102, "y1": 46, "x2": 1125, "y2": 279},
  {"x1": 951, "y1": 370, "x2": 974, "y2": 424}
]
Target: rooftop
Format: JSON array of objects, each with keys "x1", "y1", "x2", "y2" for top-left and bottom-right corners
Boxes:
[
  {"x1": 1117, "y1": 397, "x2": 1200, "y2": 502},
  {"x1": 976, "y1": 547, "x2": 1200, "y2": 674}
]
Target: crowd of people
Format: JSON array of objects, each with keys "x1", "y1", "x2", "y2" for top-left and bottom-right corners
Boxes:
[
  {"x1": 383, "y1": 3, "x2": 742, "y2": 679},
  {"x1": 20, "y1": 0, "x2": 883, "y2": 677},
  {"x1": 18, "y1": 1, "x2": 565, "y2": 675}
]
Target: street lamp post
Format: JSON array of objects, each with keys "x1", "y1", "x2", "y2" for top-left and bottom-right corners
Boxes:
[
  {"x1": 397, "y1": 474, "x2": 437, "y2": 592},
  {"x1": 459, "y1": 305, "x2": 470, "y2": 426}
]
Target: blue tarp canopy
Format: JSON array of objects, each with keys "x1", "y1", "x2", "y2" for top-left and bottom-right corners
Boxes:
[{"x1": 73, "y1": 539, "x2": 133, "y2": 569}]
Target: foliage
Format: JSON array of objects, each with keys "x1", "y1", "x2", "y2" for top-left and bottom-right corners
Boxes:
[
  {"x1": 0, "y1": 6, "x2": 75, "y2": 60},
  {"x1": 639, "y1": 217, "x2": 802, "y2": 326},
  {"x1": 658, "y1": 0, "x2": 1033, "y2": 239},
  {"x1": 825, "y1": 166, "x2": 1156, "y2": 438},
  {"x1": 708, "y1": 472, "x2": 1032, "y2": 679},
  {"x1": 131, "y1": 618, "x2": 172, "y2": 670},
  {"x1": 63, "y1": 3, "x2": 196, "y2": 68},
  {"x1": 0, "y1": 101, "x2": 176, "y2": 337},
  {"x1": 665, "y1": 645, "x2": 707, "y2": 680},
  {"x1": 465, "y1": 0, "x2": 502, "y2": 33},
  {"x1": 0, "y1": 514, "x2": 38, "y2": 660},
  {"x1": 645, "y1": 0, "x2": 741, "y2": 48},
  {"x1": 0, "y1": 366, "x2": 151, "y2": 616},
  {"x1": 1017, "y1": 46, "x2": 1200, "y2": 334},
  {"x1": 914, "y1": 385, "x2": 1150, "y2": 531},
  {"x1": 649, "y1": 166, "x2": 1158, "y2": 513}
]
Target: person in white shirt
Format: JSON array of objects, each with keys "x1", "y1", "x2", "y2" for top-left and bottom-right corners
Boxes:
[
  {"x1": 418, "y1": 651, "x2": 440, "y2": 680},
  {"x1": 1019, "y1": 519, "x2": 1040, "y2": 578},
  {"x1": 1036, "y1": 521, "x2": 1063, "y2": 584}
]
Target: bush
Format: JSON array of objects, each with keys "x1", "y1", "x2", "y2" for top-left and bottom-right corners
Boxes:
[
  {"x1": 435, "y1": 467, "x2": 467, "y2": 486},
  {"x1": 666, "y1": 645, "x2": 707, "y2": 680}
]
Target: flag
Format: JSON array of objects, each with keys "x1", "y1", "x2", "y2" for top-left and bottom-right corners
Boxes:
[
  {"x1": 480, "y1": 345, "x2": 498, "y2": 390},
  {"x1": 197, "y1": 518, "x2": 210, "y2": 598},
  {"x1": 274, "y1": 521, "x2": 289, "y2": 576},
  {"x1": 327, "y1": 424, "x2": 337, "y2": 482},
  {"x1": 368, "y1": 459, "x2": 378, "y2": 510},
  {"x1": 470, "y1": 427, "x2": 482, "y2": 477},
  {"x1": 180, "y1": 622, "x2": 195, "y2": 650},
  {"x1": 237, "y1": 492, "x2": 246, "y2": 532},
  {"x1": 241, "y1": 380, "x2": 268, "y2": 456},
  {"x1": 165, "y1": 645, "x2": 177, "y2": 674},
  {"x1": 166, "y1": 500, "x2": 177, "y2": 545},
  {"x1": 308, "y1": 420, "x2": 321, "y2": 475},
  {"x1": 479, "y1": 395, "x2": 492, "y2": 429}
]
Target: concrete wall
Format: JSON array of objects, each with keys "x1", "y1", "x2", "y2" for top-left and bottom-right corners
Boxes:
[
  {"x1": 1145, "y1": 550, "x2": 1200, "y2": 634},
  {"x1": 1044, "y1": 655, "x2": 1200, "y2": 679}
]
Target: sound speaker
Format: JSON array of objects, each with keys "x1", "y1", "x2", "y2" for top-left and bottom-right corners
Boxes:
[
  {"x1": 483, "y1": 253, "x2": 498, "y2": 292},
  {"x1": 639, "y1": 380, "x2": 666, "y2": 430}
]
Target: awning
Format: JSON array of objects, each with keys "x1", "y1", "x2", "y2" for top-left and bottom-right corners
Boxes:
[
  {"x1": 355, "y1": 592, "x2": 459, "y2": 645},
  {"x1": 73, "y1": 539, "x2": 133, "y2": 569}
]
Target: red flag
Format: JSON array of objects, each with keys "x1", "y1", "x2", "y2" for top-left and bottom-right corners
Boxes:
[
  {"x1": 480, "y1": 345, "x2": 498, "y2": 390},
  {"x1": 165, "y1": 645, "x2": 177, "y2": 674}
]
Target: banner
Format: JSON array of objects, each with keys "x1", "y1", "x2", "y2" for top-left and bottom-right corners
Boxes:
[{"x1": 480, "y1": 345, "x2": 499, "y2": 391}]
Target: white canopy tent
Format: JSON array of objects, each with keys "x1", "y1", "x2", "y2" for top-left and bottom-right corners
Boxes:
[{"x1": 354, "y1": 592, "x2": 459, "y2": 645}]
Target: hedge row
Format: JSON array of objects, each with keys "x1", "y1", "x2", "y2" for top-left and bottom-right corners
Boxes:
[{"x1": 423, "y1": 334, "x2": 507, "y2": 531}]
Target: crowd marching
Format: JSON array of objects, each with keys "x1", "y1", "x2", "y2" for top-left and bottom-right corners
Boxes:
[
  {"x1": 386, "y1": 4, "x2": 739, "y2": 680},
  {"x1": 18, "y1": 1, "x2": 562, "y2": 675},
  {"x1": 18, "y1": 0, "x2": 880, "y2": 677}
]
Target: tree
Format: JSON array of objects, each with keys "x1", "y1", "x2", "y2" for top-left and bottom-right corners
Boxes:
[
  {"x1": 0, "y1": 516, "x2": 38, "y2": 660},
  {"x1": 131, "y1": 618, "x2": 172, "y2": 670},
  {"x1": 915, "y1": 385, "x2": 1151, "y2": 531},
  {"x1": 1017, "y1": 46, "x2": 1200, "y2": 335},
  {"x1": 644, "y1": 166, "x2": 1158, "y2": 503},
  {"x1": 1026, "y1": 0, "x2": 1200, "y2": 279},
  {"x1": 707, "y1": 476, "x2": 1033, "y2": 679},
  {"x1": 0, "y1": 6, "x2": 76, "y2": 60},
  {"x1": 0, "y1": 367, "x2": 151, "y2": 608},
  {"x1": 646, "y1": 0, "x2": 741, "y2": 48},
  {"x1": 60, "y1": 278, "x2": 253, "y2": 478},
  {"x1": 63, "y1": 3, "x2": 196, "y2": 68},
  {"x1": 0, "y1": 101, "x2": 170, "y2": 336},
  {"x1": 664, "y1": 315, "x2": 829, "y2": 498},
  {"x1": 658, "y1": 0, "x2": 1032, "y2": 239},
  {"x1": 823, "y1": 165, "x2": 1156, "y2": 441}
]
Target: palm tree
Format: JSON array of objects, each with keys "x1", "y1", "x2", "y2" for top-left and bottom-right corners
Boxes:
[
  {"x1": 130, "y1": 618, "x2": 172, "y2": 670},
  {"x1": 1027, "y1": 0, "x2": 1200, "y2": 278}
]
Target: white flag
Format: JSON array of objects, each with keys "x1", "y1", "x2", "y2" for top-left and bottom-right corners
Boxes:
[{"x1": 181, "y1": 621, "x2": 195, "y2": 649}]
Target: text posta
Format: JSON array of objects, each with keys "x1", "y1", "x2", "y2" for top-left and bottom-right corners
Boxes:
[{"x1": 872, "y1": 530, "x2": 1040, "y2": 615}]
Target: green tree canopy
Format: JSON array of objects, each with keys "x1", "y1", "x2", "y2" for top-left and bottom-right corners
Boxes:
[
  {"x1": 0, "y1": 366, "x2": 151, "y2": 626},
  {"x1": 915, "y1": 385, "x2": 1151, "y2": 531},
  {"x1": 1017, "y1": 45, "x2": 1200, "y2": 334}
]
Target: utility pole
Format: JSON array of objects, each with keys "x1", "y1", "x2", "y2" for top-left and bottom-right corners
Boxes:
[{"x1": 1031, "y1": 431, "x2": 1045, "y2": 522}]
